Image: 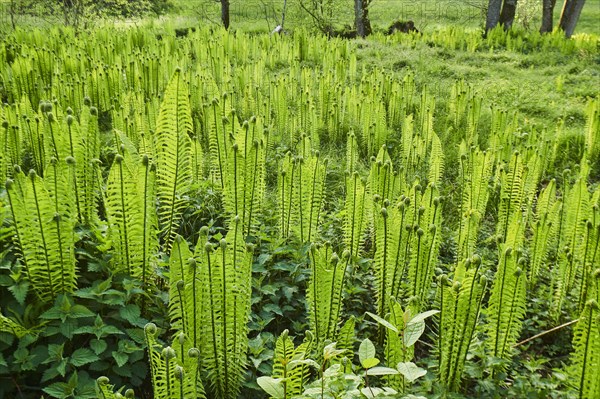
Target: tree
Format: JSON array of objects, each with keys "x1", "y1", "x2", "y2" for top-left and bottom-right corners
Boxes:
[
  {"x1": 485, "y1": 0, "x2": 503, "y2": 31},
  {"x1": 498, "y1": 0, "x2": 518, "y2": 29},
  {"x1": 558, "y1": 0, "x2": 586, "y2": 37},
  {"x1": 354, "y1": 0, "x2": 372, "y2": 37},
  {"x1": 220, "y1": 0, "x2": 230, "y2": 29},
  {"x1": 486, "y1": 0, "x2": 518, "y2": 31},
  {"x1": 540, "y1": 0, "x2": 557, "y2": 33}
]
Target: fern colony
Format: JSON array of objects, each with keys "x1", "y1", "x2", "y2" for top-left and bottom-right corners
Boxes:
[{"x1": 0, "y1": 26, "x2": 599, "y2": 399}]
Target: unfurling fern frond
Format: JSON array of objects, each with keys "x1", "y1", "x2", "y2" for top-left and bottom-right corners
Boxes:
[
  {"x1": 198, "y1": 217, "x2": 253, "y2": 399},
  {"x1": 277, "y1": 139, "x2": 326, "y2": 243},
  {"x1": 155, "y1": 69, "x2": 193, "y2": 252},
  {"x1": 222, "y1": 116, "x2": 266, "y2": 236},
  {"x1": 407, "y1": 183, "x2": 442, "y2": 307},
  {"x1": 370, "y1": 145, "x2": 402, "y2": 204},
  {"x1": 497, "y1": 151, "x2": 525, "y2": 243},
  {"x1": 307, "y1": 244, "x2": 349, "y2": 355},
  {"x1": 105, "y1": 146, "x2": 158, "y2": 281},
  {"x1": 6, "y1": 165, "x2": 76, "y2": 302},
  {"x1": 568, "y1": 300, "x2": 600, "y2": 399},
  {"x1": 145, "y1": 323, "x2": 205, "y2": 399},
  {"x1": 529, "y1": 179, "x2": 559, "y2": 285},
  {"x1": 344, "y1": 172, "x2": 368, "y2": 259},
  {"x1": 272, "y1": 329, "x2": 314, "y2": 396},
  {"x1": 437, "y1": 257, "x2": 486, "y2": 392},
  {"x1": 428, "y1": 132, "x2": 444, "y2": 186},
  {"x1": 554, "y1": 177, "x2": 590, "y2": 317},
  {"x1": 486, "y1": 215, "x2": 527, "y2": 363},
  {"x1": 77, "y1": 102, "x2": 101, "y2": 225},
  {"x1": 456, "y1": 146, "x2": 494, "y2": 263}
]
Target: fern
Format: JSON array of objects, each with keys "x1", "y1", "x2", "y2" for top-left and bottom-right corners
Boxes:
[
  {"x1": 222, "y1": 115, "x2": 266, "y2": 236},
  {"x1": 6, "y1": 166, "x2": 76, "y2": 302},
  {"x1": 197, "y1": 217, "x2": 253, "y2": 399},
  {"x1": 155, "y1": 69, "x2": 193, "y2": 252},
  {"x1": 271, "y1": 329, "x2": 314, "y2": 397},
  {"x1": 105, "y1": 147, "x2": 153, "y2": 279},
  {"x1": 486, "y1": 214, "x2": 527, "y2": 363},
  {"x1": 307, "y1": 244, "x2": 349, "y2": 355},
  {"x1": 554, "y1": 177, "x2": 590, "y2": 317},
  {"x1": 568, "y1": 300, "x2": 600, "y2": 399},
  {"x1": 144, "y1": 323, "x2": 205, "y2": 399},
  {"x1": 438, "y1": 257, "x2": 486, "y2": 391},
  {"x1": 497, "y1": 152, "x2": 525, "y2": 243},
  {"x1": 277, "y1": 138, "x2": 326, "y2": 243},
  {"x1": 344, "y1": 172, "x2": 369, "y2": 259},
  {"x1": 428, "y1": 132, "x2": 445, "y2": 186},
  {"x1": 407, "y1": 183, "x2": 442, "y2": 307},
  {"x1": 529, "y1": 180, "x2": 559, "y2": 285}
]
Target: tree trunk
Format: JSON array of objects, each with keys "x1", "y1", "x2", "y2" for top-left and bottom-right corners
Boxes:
[
  {"x1": 354, "y1": 0, "x2": 372, "y2": 37},
  {"x1": 355, "y1": 0, "x2": 365, "y2": 37},
  {"x1": 559, "y1": 0, "x2": 586, "y2": 38},
  {"x1": 486, "y1": 0, "x2": 503, "y2": 32},
  {"x1": 540, "y1": 0, "x2": 556, "y2": 33},
  {"x1": 221, "y1": 0, "x2": 230, "y2": 30},
  {"x1": 499, "y1": 0, "x2": 518, "y2": 30}
]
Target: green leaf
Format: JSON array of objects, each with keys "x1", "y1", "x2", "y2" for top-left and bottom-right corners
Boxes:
[
  {"x1": 256, "y1": 376, "x2": 285, "y2": 398},
  {"x1": 70, "y1": 348, "x2": 100, "y2": 367},
  {"x1": 408, "y1": 310, "x2": 439, "y2": 324},
  {"x1": 90, "y1": 339, "x2": 108, "y2": 355},
  {"x1": 112, "y1": 351, "x2": 128, "y2": 367},
  {"x1": 42, "y1": 382, "x2": 72, "y2": 399},
  {"x1": 69, "y1": 305, "x2": 95, "y2": 318},
  {"x1": 396, "y1": 362, "x2": 427, "y2": 382},
  {"x1": 404, "y1": 320, "x2": 425, "y2": 347},
  {"x1": 366, "y1": 366, "x2": 400, "y2": 376},
  {"x1": 362, "y1": 358, "x2": 380, "y2": 369},
  {"x1": 359, "y1": 338, "x2": 376, "y2": 366},
  {"x1": 8, "y1": 281, "x2": 29, "y2": 305},
  {"x1": 119, "y1": 304, "x2": 142, "y2": 325},
  {"x1": 41, "y1": 366, "x2": 61, "y2": 382},
  {"x1": 0, "y1": 352, "x2": 6, "y2": 367},
  {"x1": 366, "y1": 311, "x2": 398, "y2": 333}
]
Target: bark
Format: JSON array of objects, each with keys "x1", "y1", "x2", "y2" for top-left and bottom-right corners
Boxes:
[
  {"x1": 485, "y1": 0, "x2": 503, "y2": 32},
  {"x1": 355, "y1": 0, "x2": 365, "y2": 37},
  {"x1": 221, "y1": 0, "x2": 230, "y2": 30},
  {"x1": 559, "y1": 0, "x2": 587, "y2": 38},
  {"x1": 499, "y1": 0, "x2": 518, "y2": 30},
  {"x1": 540, "y1": 0, "x2": 556, "y2": 33},
  {"x1": 354, "y1": 0, "x2": 372, "y2": 37}
]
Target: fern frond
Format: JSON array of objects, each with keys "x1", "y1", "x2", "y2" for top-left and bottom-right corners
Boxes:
[
  {"x1": 6, "y1": 166, "x2": 76, "y2": 301},
  {"x1": 105, "y1": 148, "x2": 145, "y2": 278},
  {"x1": 144, "y1": 323, "x2": 205, "y2": 399},
  {"x1": 428, "y1": 132, "x2": 444, "y2": 186},
  {"x1": 438, "y1": 257, "x2": 486, "y2": 391},
  {"x1": 486, "y1": 215, "x2": 527, "y2": 363},
  {"x1": 272, "y1": 329, "x2": 314, "y2": 397},
  {"x1": 568, "y1": 300, "x2": 600, "y2": 399},
  {"x1": 344, "y1": 172, "x2": 368, "y2": 259},
  {"x1": 307, "y1": 244, "x2": 349, "y2": 354},
  {"x1": 155, "y1": 69, "x2": 193, "y2": 252},
  {"x1": 529, "y1": 180, "x2": 558, "y2": 284},
  {"x1": 198, "y1": 217, "x2": 253, "y2": 399}
]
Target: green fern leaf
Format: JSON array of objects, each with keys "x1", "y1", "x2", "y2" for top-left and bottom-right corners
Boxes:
[{"x1": 155, "y1": 69, "x2": 193, "y2": 252}]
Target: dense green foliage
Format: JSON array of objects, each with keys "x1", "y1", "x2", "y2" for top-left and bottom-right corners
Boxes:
[{"x1": 0, "y1": 19, "x2": 599, "y2": 399}]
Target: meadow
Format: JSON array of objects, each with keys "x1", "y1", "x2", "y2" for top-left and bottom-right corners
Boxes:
[{"x1": 0, "y1": 2, "x2": 599, "y2": 399}]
